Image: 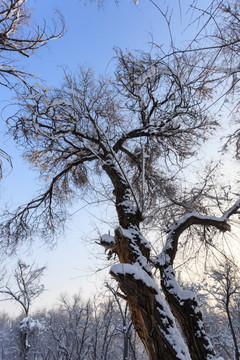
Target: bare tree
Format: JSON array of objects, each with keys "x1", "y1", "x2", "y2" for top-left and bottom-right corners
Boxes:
[
  {"x1": 0, "y1": 0, "x2": 64, "y2": 176},
  {"x1": 0, "y1": 291, "x2": 147, "y2": 360},
  {"x1": 0, "y1": 261, "x2": 45, "y2": 360},
  {"x1": 106, "y1": 282, "x2": 141, "y2": 360},
  {"x1": 0, "y1": 261, "x2": 45, "y2": 316},
  {"x1": 203, "y1": 260, "x2": 240, "y2": 360},
  {"x1": 0, "y1": 0, "x2": 64, "y2": 88},
  {"x1": 47, "y1": 294, "x2": 92, "y2": 360},
  {"x1": 1, "y1": 44, "x2": 237, "y2": 360},
  {"x1": 45, "y1": 293, "x2": 134, "y2": 360}
]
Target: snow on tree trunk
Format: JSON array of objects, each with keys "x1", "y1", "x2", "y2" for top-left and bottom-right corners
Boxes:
[
  {"x1": 154, "y1": 211, "x2": 236, "y2": 360},
  {"x1": 99, "y1": 156, "x2": 236, "y2": 359},
  {"x1": 111, "y1": 261, "x2": 191, "y2": 360},
  {"x1": 102, "y1": 158, "x2": 191, "y2": 360}
]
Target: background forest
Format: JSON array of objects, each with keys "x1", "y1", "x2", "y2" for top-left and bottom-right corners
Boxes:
[{"x1": 1, "y1": 261, "x2": 240, "y2": 359}]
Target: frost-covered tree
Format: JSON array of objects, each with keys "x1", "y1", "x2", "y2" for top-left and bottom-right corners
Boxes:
[
  {"x1": 0, "y1": 0, "x2": 63, "y2": 88},
  {"x1": 203, "y1": 261, "x2": 240, "y2": 360},
  {"x1": 46, "y1": 294, "x2": 93, "y2": 360},
  {"x1": 2, "y1": 46, "x2": 240, "y2": 360},
  {"x1": 0, "y1": 291, "x2": 146, "y2": 360},
  {"x1": 0, "y1": 312, "x2": 15, "y2": 360},
  {"x1": 0, "y1": 261, "x2": 45, "y2": 316},
  {"x1": 0, "y1": 261, "x2": 45, "y2": 360},
  {"x1": 3, "y1": 1, "x2": 240, "y2": 359},
  {"x1": 106, "y1": 283, "x2": 134, "y2": 360}
]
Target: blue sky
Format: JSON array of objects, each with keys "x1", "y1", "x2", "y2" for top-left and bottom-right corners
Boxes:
[
  {"x1": 0, "y1": 0, "x2": 201, "y2": 315},
  {"x1": 29, "y1": 0, "x2": 176, "y2": 81}
]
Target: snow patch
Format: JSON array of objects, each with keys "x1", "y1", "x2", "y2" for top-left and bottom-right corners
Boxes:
[
  {"x1": 33, "y1": 82, "x2": 52, "y2": 93},
  {"x1": 101, "y1": 234, "x2": 115, "y2": 244},
  {"x1": 135, "y1": 66, "x2": 156, "y2": 85},
  {"x1": 111, "y1": 263, "x2": 191, "y2": 359},
  {"x1": 111, "y1": 263, "x2": 158, "y2": 292},
  {"x1": 119, "y1": 226, "x2": 151, "y2": 249},
  {"x1": 119, "y1": 200, "x2": 137, "y2": 214},
  {"x1": 20, "y1": 316, "x2": 43, "y2": 332}
]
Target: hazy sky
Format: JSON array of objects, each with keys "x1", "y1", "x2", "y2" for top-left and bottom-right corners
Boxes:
[{"x1": 0, "y1": 0, "x2": 195, "y2": 315}]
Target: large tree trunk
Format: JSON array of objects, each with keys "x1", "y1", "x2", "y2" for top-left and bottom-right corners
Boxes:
[
  {"x1": 102, "y1": 158, "x2": 191, "y2": 359},
  {"x1": 102, "y1": 157, "x2": 217, "y2": 360},
  {"x1": 110, "y1": 227, "x2": 191, "y2": 360}
]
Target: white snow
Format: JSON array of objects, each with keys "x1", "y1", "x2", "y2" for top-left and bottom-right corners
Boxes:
[
  {"x1": 33, "y1": 82, "x2": 52, "y2": 93},
  {"x1": 158, "y1": 203, "x2": 240, "y2": 268},
  {"x1": 110, "y1": 263, "x2": 191, "y2": 359},
  {"x1": 162, "y1": 265, "x2": 195, "y2": 301},
  {"x1": 51, "y1": 99, "x2": 70, "y2": 106},
  {"x1": 20, "y1": 316, "x2": 43, "y2": 332},
  {"x1": 119, "y1": 226, "x2": 151, "y2": 249},
  {"x1": 101, "y1": 234, "x2": 115, "y2": 244},
  {"x1": 111, "y1": 262, "x2": 158, "y2": 292},
  {"x1": 135, "y1": 65, "x2": 156, "y2": 85},
  {"x1": 119, "y1": 200, "x2": 137, "y2": 214}
]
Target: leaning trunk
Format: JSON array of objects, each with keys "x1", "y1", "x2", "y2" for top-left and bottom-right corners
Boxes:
[
  {"x1": 110, "y1": 227, "x2": 190, "y2": 360},
  {"x1": 103, "y1": 158, "x2": 191, "y2": 360}
]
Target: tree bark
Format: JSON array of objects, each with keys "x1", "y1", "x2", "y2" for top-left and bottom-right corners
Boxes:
[
  {"x1": 110, "y1": 257, "x2": 190, "y2": 360},
  {"x1": 103, "y1": 158, "x2": 191, "y2": 360},
  {"x1": 156, "y1": 213, "x2": 234, "y2": 360},
  {"x1": 160, "y1": 263, "x2": 215, "y2": 360},
  {"x1": 101, "y1": 156, "x2": 240, "y2": 359}
]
